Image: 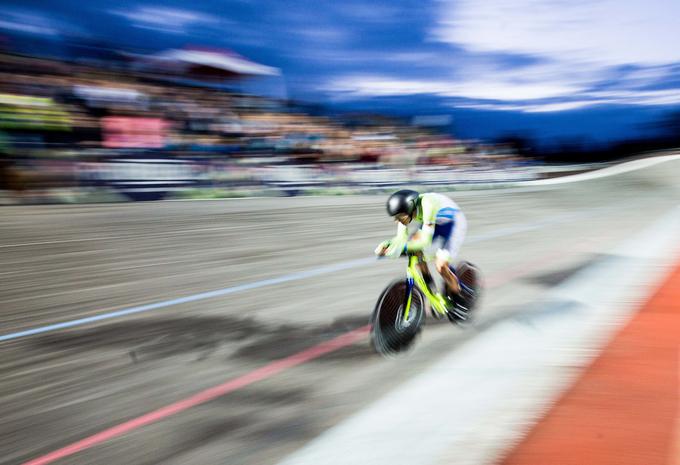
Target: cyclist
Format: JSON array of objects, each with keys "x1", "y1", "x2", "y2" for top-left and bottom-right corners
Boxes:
[{"x1": 375, "y1": 189, "x2": 471, "y2": 312}]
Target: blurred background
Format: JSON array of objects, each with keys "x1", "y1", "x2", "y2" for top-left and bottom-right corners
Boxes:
[
  {"x1": 0, "y1": 0, "x2": 678, "y2": 203},
  {"x1": 2, "y1": 3, "x2": 680, "y2": 465}
]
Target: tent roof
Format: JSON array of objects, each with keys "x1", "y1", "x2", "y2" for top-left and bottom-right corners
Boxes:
[{"x1": 151, "y1": 48, "x2": 280, "y2": 77}]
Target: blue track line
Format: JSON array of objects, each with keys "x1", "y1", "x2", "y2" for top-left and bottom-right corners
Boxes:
[
  {"x1": 0, "y1": 257, "x2": 374, "y2": 343},
  {"x1": 0, "y1": 205, "x2": 620, "y2": 344}
]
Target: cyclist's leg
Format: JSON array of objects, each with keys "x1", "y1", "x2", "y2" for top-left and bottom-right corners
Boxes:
[
  {"x1": 431, "y1": 219, "x2": 456, "y2": 293},
  {"x1": 436, "y1": 250, "x2": 460, "y2": 295},
  {"x1": 435, "y1": 212, "x2": 467, "y2": 297},
  {"x1": 415, "y1": 253, "x2": 437, "y2": 292}
]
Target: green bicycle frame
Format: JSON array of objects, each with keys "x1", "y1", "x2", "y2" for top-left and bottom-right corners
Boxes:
[{"x1": 403, "y1": 254, "x2": 449, "y2": 321}]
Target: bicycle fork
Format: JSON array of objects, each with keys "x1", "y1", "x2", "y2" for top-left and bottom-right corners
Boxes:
[
  {"x1": 401, "y1": 254, "x2": 421, "y2": 323},
  {"x1": 402, "y1": 277, "x2": 415, "y2": 323}
]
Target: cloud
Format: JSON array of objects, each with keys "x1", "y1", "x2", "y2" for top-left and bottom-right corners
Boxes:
[
  {"x1": 590, "y1": 89, "x2": 680, "y2": 106},
  {"x1": 431, "y1": 0, "x2": 680, "y2": 109},
  {"x1": 325, "y1": 73, "x2": 680, "y2": 112},
  {"x1": 0, "y1": 11, "x2": 60, "y2": 36},
  {"x1": 110, "y1": 6, "x2": 220, "y2": 35},
  {"x1": 432, "y1": 0, "x2": 680, "y2": 66},
  {"x1": 324, "y1": 74, "x2": 584, "y2": 101},
  {"x1": 331, "y1": 3, "x2": 401, "y2": 24},
  {"x1": 385, "y1": 52, "x2": 440, "y2": 65},
  {"x1": 322, "y1": 0, "x2": 680, "y2": 112},
  {"x1": 294, "y1": 26, "x2": 350, "y2": 43}
]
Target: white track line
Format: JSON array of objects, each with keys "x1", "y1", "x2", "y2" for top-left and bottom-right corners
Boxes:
[{"x1": 520, "y1": 153, "x2": 680, "y2": 186}]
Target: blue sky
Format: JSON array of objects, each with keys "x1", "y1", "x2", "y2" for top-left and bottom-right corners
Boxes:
[{"x1": 1, "y1": 0, "x2": 679, "y2": 142}]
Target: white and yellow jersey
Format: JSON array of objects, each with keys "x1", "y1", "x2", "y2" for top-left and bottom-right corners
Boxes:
[{"x1": 398, "y1": 192, "x2": 467, "y2": 263}]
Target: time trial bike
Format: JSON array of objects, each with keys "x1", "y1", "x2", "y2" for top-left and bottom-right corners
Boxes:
[{"x1": 370, "y1": 252, "x2": 481, "y2": 356}]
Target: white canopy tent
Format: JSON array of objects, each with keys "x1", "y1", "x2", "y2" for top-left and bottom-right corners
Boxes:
[{"x1": 138, "y1": 47, "x2": 280, "y2": 78}]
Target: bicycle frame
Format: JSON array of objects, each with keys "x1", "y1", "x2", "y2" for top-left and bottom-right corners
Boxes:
[{"x1": 403, "y1": 254, "x2": 449, "y2": 321}]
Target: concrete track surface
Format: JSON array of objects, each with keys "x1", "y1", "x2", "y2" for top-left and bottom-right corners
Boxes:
[{"x1": 1, "y1": 156, "x2": 679, "y2": 465}]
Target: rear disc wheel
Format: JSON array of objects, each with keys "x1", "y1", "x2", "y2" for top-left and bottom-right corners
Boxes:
[{"x1": 451, "y1": 261, "x2": 482, "y2": 322}]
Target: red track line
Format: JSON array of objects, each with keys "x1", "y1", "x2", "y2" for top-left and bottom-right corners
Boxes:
[
  {"x1": 22, "y1": 238, "x2": 609, "y2": 465},
  {"x1": 22, "y1": 326, "x2": 370, "y2": 465}
]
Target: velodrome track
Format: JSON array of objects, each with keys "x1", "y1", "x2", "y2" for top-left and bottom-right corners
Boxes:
[{"x1": 1, "y1": 154, "x2": 679, "y2": 465}]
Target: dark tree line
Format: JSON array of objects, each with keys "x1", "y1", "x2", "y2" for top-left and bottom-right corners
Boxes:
[{"x1": 495, "y1": 110, "x2": 680, "y2": 163}]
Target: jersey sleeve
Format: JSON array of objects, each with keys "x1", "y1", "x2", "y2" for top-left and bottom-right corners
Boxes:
[
  {"x1": 420, "y1": 195, "x2": 438, "y2": 226},
  {"x1": 392, "y1": 221, "x2": 408, "y2": 245},
  {"x1": 404, "y1": 195, "x2": 436, "y2": 252}
]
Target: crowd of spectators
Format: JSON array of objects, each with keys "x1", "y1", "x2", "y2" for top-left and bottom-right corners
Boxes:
[{"x1": 0, "y1": 51, "x2": 523, "y2": 197}]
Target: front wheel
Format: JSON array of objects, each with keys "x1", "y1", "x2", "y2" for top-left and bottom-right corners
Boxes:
[{"x1": 370, "y1": 279, "x2": 425, "y2": 356}]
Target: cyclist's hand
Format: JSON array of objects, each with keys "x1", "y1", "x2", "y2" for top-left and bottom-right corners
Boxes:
[
  {"x1": 374, "y1": 240, "x2": 391, "y2": 256},
  {"x1": 384, "y1": 238, "x2": 406, "y2": 259}
]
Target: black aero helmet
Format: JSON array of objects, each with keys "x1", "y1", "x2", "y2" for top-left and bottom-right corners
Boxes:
[{"x1": 386, "y1": 189, "x2": 419, "y2": 217}]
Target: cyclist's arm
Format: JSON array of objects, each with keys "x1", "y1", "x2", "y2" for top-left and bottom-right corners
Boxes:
[
  {"x1": 375, "y1": 221, "x2": 409, "y2": 256},
  {"x1": 387, "y1": 222, "x2": 409, "y2": 244},
  {"x1": 404, "y1": 198, "x2": 436, "y2": 252},
  {"x1": 395, "y1": 221, "x2": 408, "y2": 239},
  {"x1": 389, "y1": 222, "x2": 409, "y2": 250}
]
